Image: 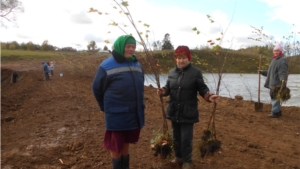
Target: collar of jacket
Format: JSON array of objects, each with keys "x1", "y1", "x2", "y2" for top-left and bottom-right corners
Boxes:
[
  {"x1": 112, "y1": 50, "x2": 137, "y2": 63},
  {"x1": 273, "y1": 55, "x2": 284, "y2": 59},
  {"x1": 175, "y1": 63, "x2": 192, "y2": 72}
]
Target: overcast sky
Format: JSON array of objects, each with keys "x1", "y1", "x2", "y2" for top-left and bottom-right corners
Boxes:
[{"x1": 1, "y1": 0, "x2": 299, "y2": 51}]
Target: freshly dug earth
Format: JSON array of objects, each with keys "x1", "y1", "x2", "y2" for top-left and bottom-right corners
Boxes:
[{"x1": 1, "y1": 57, "x2": 300, "y2": 169}]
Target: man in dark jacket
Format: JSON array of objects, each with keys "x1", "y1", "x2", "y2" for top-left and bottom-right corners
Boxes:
[
  {"x1": 259, "y1": 44, "x2": 288, "y2": 118},
  {"x1": 157, "y1": 46, "x2": 219, "y2": 169},
  {"x1": 92, "y1": 35, "x2": 144, "y2": 169}
]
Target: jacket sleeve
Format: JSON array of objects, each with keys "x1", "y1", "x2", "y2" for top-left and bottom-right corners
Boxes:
[
  {"x1": 278, "y1": 59, "x2": 288, "y2": 81},
  {"x1": 162, "y1": 79, "x2": 171, "y2": 96},
  {"x1": 195, "y1": 70, "x2": 210, "y2": 98},
  {"x1": 92, "y1": 66, "x2": 107, "y2": 111},
  {"x1": 261, "y1": 70, "x2": 268, "y2": 77}
]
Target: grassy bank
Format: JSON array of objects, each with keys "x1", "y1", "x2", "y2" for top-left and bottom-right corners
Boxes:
[
  {"x1": 1, "y1": 49, "x2": 299, "y2": 74},
  {"x1": 138, "y1": 49, "x2": 300, "y2": 74},
  {"x1": 1, "y1": 50, "x2": 109, "y2": 62}
]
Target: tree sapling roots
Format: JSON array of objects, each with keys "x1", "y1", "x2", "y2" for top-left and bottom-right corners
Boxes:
[{"x1": 198, "y1": 129, "x2": 221, "y2": 158}]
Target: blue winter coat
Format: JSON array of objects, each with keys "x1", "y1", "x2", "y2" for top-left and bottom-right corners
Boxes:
[
  {"x1": 43, "y1": 62, "x2": 49, "y2": 73},
  {"x1": 92, "y1": 51, "x2": 145, "y2": 131}
]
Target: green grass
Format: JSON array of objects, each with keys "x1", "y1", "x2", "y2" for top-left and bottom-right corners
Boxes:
[{"x1": 1, "y1": 49, "x2": 93, "y2": 62}]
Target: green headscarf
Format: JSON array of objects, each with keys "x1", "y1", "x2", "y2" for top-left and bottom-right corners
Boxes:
[{"x1": 113, "y1": 35, "x2": 136, "y2": 61}]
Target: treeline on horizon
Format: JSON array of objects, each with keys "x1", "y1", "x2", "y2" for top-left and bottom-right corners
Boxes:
[
  {"x1": 1, "y1": 40, "x2": 77, "y2": 52},
  {"x1": 2, "y1": 39, "x2": 299, "y2": 57},
  {"x1": 0, "y1": 39, "x2": 291, "y2": 56}
]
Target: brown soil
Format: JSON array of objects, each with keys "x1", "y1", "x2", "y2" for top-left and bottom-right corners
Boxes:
[{"x1": 1, "y1": 57, "x2": 300, "y2": 169}]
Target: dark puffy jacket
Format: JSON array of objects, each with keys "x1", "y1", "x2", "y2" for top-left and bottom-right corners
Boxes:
[
  {"x1": 261, "y1": 56, "x2": 288, "y2": 89},
  {"x1": 163, "y1": 63, "x2": 210, "y2": 123},
  {"x1": 92, "y1": 51, "x2": 145, "y2": 131}
]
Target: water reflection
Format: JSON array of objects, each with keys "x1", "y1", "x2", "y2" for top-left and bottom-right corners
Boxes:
[{"x1": 144, "y1": 73, "x2": 300, "y2": 107}]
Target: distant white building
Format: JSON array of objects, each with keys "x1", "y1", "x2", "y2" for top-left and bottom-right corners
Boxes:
[{"x1": 97, "y1": 49, "x2": 110, "y2": 53}]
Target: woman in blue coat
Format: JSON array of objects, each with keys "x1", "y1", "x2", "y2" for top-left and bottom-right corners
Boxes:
[{"x1": 92, "y1": 35, "x2": 145, "y2": 169}]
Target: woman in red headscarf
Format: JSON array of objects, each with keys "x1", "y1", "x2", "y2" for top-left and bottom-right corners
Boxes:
[{"x1": 157, "y1": 46, "x2": 219, "y2": 169}]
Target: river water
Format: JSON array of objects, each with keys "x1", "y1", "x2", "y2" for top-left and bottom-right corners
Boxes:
[{"x1": 144, "y1": 73, "x2": 300, "y2": 107}]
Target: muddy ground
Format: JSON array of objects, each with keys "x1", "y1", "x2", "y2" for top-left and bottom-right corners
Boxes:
[{"x1": 1, "y1": 56, "x2": 300, "y2": 169}]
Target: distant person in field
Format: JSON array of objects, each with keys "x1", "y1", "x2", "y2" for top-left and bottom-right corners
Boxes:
[
  {"x1": 11, "y1": 72, "x2": 19, "y2": 83},
  {"x1": 157, "y1": 46, "x2": 219, "y2": 169},
  {"x1": 47, "y1": 62, "x2": 51, "y2": 76},
  {"x1": 49, "y1": 61, "x2": 54, "y2": 76},
  {"x1": 42, "y1": 61, "x2": 50, "y2": 81},
  {"x1": 259, "y1": 44, "x2": 288, "y2": 118},
  {"x1": 92, "y1": 35, "x2": 145, "y2": 169}
]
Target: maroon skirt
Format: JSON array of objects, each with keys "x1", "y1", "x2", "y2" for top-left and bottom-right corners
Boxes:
[{"x1": 103, "y1": 128, "x2": 141, "y2": 153}]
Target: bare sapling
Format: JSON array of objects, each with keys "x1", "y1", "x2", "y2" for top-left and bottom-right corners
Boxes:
[
  {"x1": 239, "y1": 74, "x2": 253, "y2": 101},
  {"x1": 193, "y1": 12, "x2": 237, "y2": 158},
  {"x1": 89, "y1": 0, "x2": 173, "y2": 159}
]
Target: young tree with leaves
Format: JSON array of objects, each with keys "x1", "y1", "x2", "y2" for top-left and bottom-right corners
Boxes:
[{"x1": 192, "y1": 13, "x2": 236, "y2": 159}]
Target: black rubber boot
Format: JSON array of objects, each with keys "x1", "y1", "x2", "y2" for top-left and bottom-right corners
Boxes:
[
  {"x1": 121, "y1": 154, "x2": 130, "y2": 169},
  {"x1": 112, "y1": 158, "x2": 122, "y2": 169}
]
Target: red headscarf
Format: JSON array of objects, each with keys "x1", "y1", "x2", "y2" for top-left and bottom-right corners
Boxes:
[{"x1": 174, "y1": 46, "x2": 192, "y2": 61}]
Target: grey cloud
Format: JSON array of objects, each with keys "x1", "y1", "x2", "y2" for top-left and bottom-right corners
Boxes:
[
  {"x1": 235, "y1": 36, "x2": 251, "y2": 42},
  {"x1": 208, "y1": 26, "x2": 222, "y2": 34},
  {"x1": 70, "y1": 11, "x2": 93, "y2": 24},
  {"x1": 234, "y1": 36, "x2": 262, "y2": 48},
  {"x1": 16, "y1": 33, "x2": 32, "y2": 39}
]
